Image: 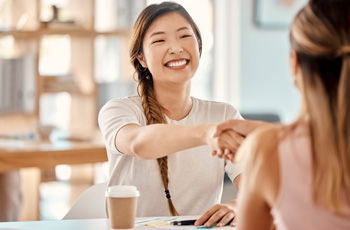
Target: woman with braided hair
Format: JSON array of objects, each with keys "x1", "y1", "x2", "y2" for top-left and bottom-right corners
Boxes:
[
  {"x1": 98, "y1": 1, "x2": 249, "y2": 227},
  {"x1": 211, "y1": 0, "x2": 350, "y2": 229}
]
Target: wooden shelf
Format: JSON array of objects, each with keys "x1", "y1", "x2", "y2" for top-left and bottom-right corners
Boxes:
[
  {"x1": 0, "y1": 28, "x2": 130, "y2": 37},
  {"x1": 0, "y1": 0, "x2": 147, "y2": 222},
  {"x1": 0, "y1": 0, "x2": 141, "y2": 139},
  {"x1": 41, "y1": 76, "x2": 80, "y2": 93}
]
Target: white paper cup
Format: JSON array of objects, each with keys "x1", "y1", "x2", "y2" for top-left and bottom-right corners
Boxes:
[{"x1": 106, "y1": 185, "x2": 140, "y2": 230}]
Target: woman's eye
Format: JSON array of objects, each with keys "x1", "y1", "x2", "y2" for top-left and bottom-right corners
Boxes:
[
  {"x1": 181, "y1": 35, "x2": 192, "y2": 38},
  {"x1": 152, "y1": 40, "x2": 164, "y2": 44}
]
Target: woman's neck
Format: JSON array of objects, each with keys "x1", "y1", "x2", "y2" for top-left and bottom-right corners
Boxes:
[{"x1": 155, "y1": 84, "x2": 192, "y2": 121}]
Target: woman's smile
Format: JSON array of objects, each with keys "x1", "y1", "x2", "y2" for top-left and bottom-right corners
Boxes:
[{"x1": 165, "y1": 59, "x2": 189, "y2": 69}]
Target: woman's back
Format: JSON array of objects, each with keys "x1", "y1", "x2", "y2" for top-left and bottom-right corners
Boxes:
[
  {"x1": 230, "y1": 1, "x2": 350, "y2": 229},
  {"x1": 271, "y1": 124, "x2": 350, "y2": 230}
]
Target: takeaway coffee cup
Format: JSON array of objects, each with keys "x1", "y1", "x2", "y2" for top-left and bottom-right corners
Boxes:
[{"x1": 106, "y1": 185, "x2": 140, "y2": 230}]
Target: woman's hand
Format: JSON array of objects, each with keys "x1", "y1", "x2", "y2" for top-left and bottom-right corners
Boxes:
[
  {"x1": 209, "y1": 119, "x2": 271, "y2": 162},
  {"x1": 194, "y1": 200, "x2": 237, "y2": 227},
  {"x1": 209, "y1": 130, "x2": 244, "y2": 162},
  {"x1": 213, "y1": 119, "x2": 270, "y2": 139}
]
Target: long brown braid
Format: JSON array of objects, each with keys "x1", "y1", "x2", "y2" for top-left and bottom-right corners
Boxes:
[
  {"x1": 129, "y1": 1, "x2": 202, "y2": 216},
  {"x1": 139, "y1": 77, "x2": 178, "y2": 216}
]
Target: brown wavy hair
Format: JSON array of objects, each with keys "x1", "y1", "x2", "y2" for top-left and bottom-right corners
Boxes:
[
  {"x1": 129, "y1": 2, "x2": 202, "y2": 216},
  {"x1": 290, "y1": 0, "x2": 350, "y2": 214}
]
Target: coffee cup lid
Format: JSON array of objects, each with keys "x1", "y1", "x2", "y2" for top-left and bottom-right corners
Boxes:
[{"x1": 106, "y1": 185, "x2": 140, "y2": 198}]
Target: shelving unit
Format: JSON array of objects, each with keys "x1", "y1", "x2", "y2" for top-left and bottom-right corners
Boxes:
[
  {"x1": 0, "y1": 0, "x2": 145, "y2": 221},
  {"x1": 0, "y1": 0, "x2": 144, "y2": 140}
]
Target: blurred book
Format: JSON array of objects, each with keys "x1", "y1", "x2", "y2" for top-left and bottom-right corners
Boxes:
[{"x1": 0, "y1": 56, "x2": 36, "y2": 114}]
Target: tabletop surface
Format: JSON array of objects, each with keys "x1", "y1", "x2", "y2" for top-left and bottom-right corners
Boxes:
[
  {"x1": 0, "y1": 138, "x2": 107, "y2": 172},
  {"x1": 0, "y1": 217, "x2": 237, "y2": 230}
]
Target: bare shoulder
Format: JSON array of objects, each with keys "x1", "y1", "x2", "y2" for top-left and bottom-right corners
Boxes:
[
  {"x1": 241, "y1": 124, "x2": 280, "y2": 160},
  {"x1": 238, "y1": 124, "x2": 281, "y2": 184}
]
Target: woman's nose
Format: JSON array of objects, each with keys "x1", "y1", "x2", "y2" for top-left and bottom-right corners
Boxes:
[{"x1": 169, "y1": 43, "x2": 183, "y2": 54}]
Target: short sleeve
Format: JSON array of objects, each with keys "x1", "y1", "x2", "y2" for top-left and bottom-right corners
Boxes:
[
  {"x1": 226, "y1": 104, "x2": 244, "y2": 120},
  {"x1": 98, "y1": 97, "x2": 143, "y2": 155},
  {"x1": 224, "y1": 161, "x2": 242, "y2": 183}
]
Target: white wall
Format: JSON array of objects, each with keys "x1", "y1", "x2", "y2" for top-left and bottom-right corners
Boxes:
[
  {"x1": 238, "y1": 0, "x2": 300, "y2": 122},
  {"x1": 213, "y1": 0, "x2": 241, "y2": 107}
]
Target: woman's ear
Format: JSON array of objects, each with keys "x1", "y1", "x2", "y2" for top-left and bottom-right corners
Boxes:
[
  {"x1": 289, "y1": 50, "x2": 303, "y2": 90},
  {"x1": 289, "y1": 50, "x2": 299, "y2": 77},
  {"x1": 137, "y1": 55, "x2": 148, "y2": 68}
]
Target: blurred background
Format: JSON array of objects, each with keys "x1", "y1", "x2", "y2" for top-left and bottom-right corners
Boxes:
[{"x1": 0, "y1": 0, "x2": 307, "y2": 221}]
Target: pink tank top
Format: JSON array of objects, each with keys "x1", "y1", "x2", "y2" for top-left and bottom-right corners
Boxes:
[{"x1": 271, "y1": 124, "x2": 350, "y2": 230}]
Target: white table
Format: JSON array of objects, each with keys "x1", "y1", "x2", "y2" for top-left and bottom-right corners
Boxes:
[
  {"x1": 0, "y1": 217, "x2": 237, "y2": 230},
  {"x1": 0, "y1": 218, "x2": 110, "y2": 230}
]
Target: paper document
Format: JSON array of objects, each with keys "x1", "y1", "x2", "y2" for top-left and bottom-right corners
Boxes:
[{"x1": 135, "y1": 216, "x2": 237, "y2": 229}]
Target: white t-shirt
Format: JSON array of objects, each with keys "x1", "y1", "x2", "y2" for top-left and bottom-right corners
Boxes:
[{"x1": 98, "y1": 95, "x2": 243, "y2": 217}]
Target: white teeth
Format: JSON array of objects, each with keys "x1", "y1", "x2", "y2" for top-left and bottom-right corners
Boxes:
[{"x1": 167, "y1": 60, "x2": 187, "y2": 67}]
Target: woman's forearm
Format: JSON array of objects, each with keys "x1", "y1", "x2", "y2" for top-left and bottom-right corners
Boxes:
[{"x1": 116, "y1": 123, "x2": 215, "y2": 159}]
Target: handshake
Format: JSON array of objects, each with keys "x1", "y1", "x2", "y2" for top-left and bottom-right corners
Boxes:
[{"x1": 208, "y1": 119, "x2": 271, "y2": 162}]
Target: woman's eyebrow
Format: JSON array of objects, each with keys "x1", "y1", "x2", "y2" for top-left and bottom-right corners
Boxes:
[
  {"x1": 149, "y1": 26, "x2": 191, "y2": 38},
  {"x1": 177, "y1": 26, "x2": 190, "y2": 32},
  {"x1": 149, "y1": 31, "x2": 165, "y2": 38}
]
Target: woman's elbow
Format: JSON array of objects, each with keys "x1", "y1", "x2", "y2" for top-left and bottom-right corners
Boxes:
[{"x1": 129, "y1": 141, "x2": 153, "y2": 160}]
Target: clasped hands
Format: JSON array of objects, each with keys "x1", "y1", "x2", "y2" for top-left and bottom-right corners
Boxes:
[{"x1": 208, "y1": 119, "x2": 261, "y2": 162}]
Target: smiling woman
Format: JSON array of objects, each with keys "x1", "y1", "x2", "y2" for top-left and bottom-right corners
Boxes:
[
  {"x1": 137, "y1": 12, "x2": 200, "y2": 87},
  {"x1": 98, "y1": 1, "x2": 247, "y2": 228},
  {"x1": 147, "y1": 0, "x2": 213, "y2": 100}
]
